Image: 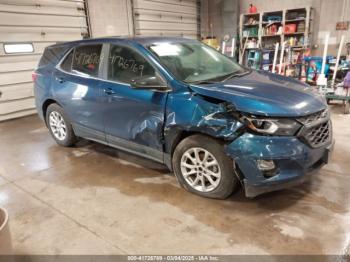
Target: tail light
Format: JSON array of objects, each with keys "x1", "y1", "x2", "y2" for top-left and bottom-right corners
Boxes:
[{"x1": 32, "y1": 72, "x2": 38, "y2": 81}]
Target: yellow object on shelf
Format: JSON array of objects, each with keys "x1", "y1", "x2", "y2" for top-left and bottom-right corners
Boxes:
[{"x1": 202, "y1": 38, "x2": 220, "y2": 50}]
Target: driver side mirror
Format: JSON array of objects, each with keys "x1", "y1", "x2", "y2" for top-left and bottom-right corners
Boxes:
[{"x1": 130, "y1": 75, "x2": 169, "y2": 91}]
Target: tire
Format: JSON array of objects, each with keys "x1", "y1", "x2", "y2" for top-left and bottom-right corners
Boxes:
[
  {"x1": 172, "y1": 134, "x2": 239, "y2": 199},
  {"x1": 45, "y1": 103, "x2": 77, "y2": 147}
]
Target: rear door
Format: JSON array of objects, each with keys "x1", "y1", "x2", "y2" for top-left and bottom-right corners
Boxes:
[
  {"x1": 101, "y1": 43, "x2": 168, "y2": 162},
  {"x1": 52, "y1": 43, "x2": 106, "y2": 142}
]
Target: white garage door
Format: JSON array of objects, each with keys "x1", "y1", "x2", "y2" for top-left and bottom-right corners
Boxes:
[
  {"x1": 0, "y1": 0, "x2": 89, "y2": 121},
  {"x1": 132, "y1": 0, "x2": 199, "y2": 39}
]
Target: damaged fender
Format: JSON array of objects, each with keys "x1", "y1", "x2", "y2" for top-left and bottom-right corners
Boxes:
[{"x1": 163, "y1": 90, "x2": 244, "y2": 168}]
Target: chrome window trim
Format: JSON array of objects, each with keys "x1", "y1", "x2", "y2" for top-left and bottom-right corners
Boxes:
[{"x1": 57, "y1": 47, "x2": 74, "y2": 73}]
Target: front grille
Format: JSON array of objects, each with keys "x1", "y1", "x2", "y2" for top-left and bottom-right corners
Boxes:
[
  {"x1": 298, "y1": 109, "x2": 328, "y2": 126},
  {"x1": 303, "y1": 121, "x2": 331, "y2": 147},
  {"x1": 298, "y1": 109, "x2": 332, "y2": 148}
]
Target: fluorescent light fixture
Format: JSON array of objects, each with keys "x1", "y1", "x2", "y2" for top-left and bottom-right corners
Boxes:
[{"x1": 4, "y1": 43, "x2": 34, "y2": 54}]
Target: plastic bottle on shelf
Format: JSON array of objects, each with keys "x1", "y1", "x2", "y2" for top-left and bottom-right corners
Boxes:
[{"x1": 249, "y1": 4, "x2": 257, "y2": 14}]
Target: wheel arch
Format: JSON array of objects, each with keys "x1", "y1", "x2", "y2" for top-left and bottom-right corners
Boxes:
[
  {"x1": 165, "y1": 128, "x2": 228, "y2": 169},
  {"x1": 168, "y1": 129, "x2": 197, "y2": 157},
  {"x1": 42, "y1": 99, "x2": 62, "y2": 123},
  {"x1": 170, "y1": 130, "x2": 240, "y2": 199},
  {"x1": 165, "y1": 128, "x2": 243, "y2": 182}
]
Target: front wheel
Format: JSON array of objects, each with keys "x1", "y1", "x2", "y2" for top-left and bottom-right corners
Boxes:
[
  {"x1": 46, "y1": 103, "x2": 77, "y2": 147},
  {"x1": 172, "y1": 135, "x2": 239, "y2": 199}
]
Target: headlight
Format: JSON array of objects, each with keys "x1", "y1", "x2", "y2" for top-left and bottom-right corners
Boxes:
[{"x1": 242, "y1": 116, "x2": 301, "y2": 136}]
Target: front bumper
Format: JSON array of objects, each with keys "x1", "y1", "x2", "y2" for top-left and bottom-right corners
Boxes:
[{"x1": 225, "y1": 133, "x2": 334, "y2": 198}]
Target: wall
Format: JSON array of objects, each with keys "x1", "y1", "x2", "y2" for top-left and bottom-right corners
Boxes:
[
  {"x1": 87, "y1": 0, "x2": 134, "y2": 37},
  {"x1": 240, "y1": 0, "x2": 350, "y2": 56},
  {"x1": 87, "y1": 0, "x2": 349, "y2": 56},
  {"x1": 201, "y1": 0, "x2": 239, "y2": 40}
]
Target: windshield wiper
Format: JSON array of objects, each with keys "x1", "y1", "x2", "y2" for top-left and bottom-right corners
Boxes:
[
  {"x1": 190, "y1": 79, "x2": 218, "y2": 85},
  {"x1": 189, "y1": 69, "x2": 251, "y2": 85},
  {"x1": 220, "y1": 70, "x2": 251, "y2": 82}
]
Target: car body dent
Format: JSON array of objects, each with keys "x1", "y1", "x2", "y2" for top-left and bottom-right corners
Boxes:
[{"x1": 163, "y1": 89, "x2": 244, "y2": 159}]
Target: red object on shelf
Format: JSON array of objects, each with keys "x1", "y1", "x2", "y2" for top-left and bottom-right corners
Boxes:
[
  {"x1": 249, "y1": 4, "x2": 257, "y2": 14},
  {"x1": 284, "y1": 24, "x2": 297, "y2": 33},
  {"x1": 270, "y1": 24, "x2": 277, "y2": 34}
]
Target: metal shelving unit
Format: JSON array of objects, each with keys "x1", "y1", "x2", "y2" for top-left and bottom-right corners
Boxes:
[{"x1": 239, "y1": 7, "x2": 312, "y2": 74}]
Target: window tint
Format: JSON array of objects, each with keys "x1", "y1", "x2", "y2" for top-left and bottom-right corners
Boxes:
[
  {"x1": 108, "y1": 44, "x2": 155, "y2": 84},
  {"x1": 60, "y1": 50, "x2": 73, "y2": 72},
  {"x1": 39, "y1": 46, "x2": 67, "y2": 67},
  {"x1": 72, "y1": 44, "x2": 102, "y2": 77}
]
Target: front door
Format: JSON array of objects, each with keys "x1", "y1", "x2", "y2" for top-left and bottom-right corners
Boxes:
[{"x1": 101, "y1": 43, "x2": 168, "y2": 162}]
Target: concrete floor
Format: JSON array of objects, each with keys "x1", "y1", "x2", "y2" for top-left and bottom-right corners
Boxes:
[{"x1": 0, "y1": 105, "x2": 349, "y2": 256}]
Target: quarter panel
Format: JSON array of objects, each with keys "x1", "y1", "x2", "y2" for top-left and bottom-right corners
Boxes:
[{"x1": 34, "y1": 67, "x2": 54, "y2": 121}]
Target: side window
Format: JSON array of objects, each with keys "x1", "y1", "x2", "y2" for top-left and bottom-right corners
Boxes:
[
  {"x1": 39, "y1": 46, "x2": 66, "y2": 68},
  {"x1": 60, "y1": 50, "x2": 73, "y2": 72},
  {"x1": 108, "y1": 44, "x2": 155, "y2": 84},
  {"x1": 72, "y1": 44, "x2": 102, "y2": 77}
]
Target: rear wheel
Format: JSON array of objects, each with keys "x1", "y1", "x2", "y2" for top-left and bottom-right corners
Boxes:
[
  {"x1": 172, "y1": 135, "x2": 239, "y2": 199},
  {"x1": 46, "y1": 103, "x2": 77, "y2": 147}
]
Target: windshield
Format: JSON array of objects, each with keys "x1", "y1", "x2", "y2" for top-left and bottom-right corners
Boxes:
[{"x1": 148, "y1": 41, "x2": 247, "y2": 83}]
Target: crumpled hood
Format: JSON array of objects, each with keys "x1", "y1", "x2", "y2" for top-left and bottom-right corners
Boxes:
[{"x1": 189, "y1": 70, "x2": 327, "y2": 117}]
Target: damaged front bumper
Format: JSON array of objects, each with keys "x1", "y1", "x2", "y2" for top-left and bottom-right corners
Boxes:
[{"x1": 225, "y1": 133, "x2": 335, "y2": 198}]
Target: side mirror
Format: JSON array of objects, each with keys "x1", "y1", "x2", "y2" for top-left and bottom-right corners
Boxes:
[{"x1": 130, "y1": 75, "x2": 169, "y2": 91}]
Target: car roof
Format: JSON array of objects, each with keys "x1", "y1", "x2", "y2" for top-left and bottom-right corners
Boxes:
[{"x1": 49, "y1": 36, "x2": 198, "y2": 49}]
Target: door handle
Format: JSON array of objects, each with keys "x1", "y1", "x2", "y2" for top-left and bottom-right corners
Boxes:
[
  {"x1": 104, "y1": 88, "x2": 116, "y2": 95},
  {"x1": 56, "y1": 77, "x2": 65, "y2": 83}
]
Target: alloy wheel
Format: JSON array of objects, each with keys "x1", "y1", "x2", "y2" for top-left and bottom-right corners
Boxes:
[
  {"x1": 49, "y1": 111, "x2": 67, "y2": 141},
  {"x1": 180, "y1": 147, "x2": 221, "y2": 192}
]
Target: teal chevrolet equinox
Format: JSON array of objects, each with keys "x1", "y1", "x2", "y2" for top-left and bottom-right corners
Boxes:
[{"x1": 33, "y1": 37, "x2": 334, "y2": 198}]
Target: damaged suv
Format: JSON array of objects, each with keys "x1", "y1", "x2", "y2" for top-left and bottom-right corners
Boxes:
[{"x1": 34, "y1": 37, "x2": 334, "y2": 198}]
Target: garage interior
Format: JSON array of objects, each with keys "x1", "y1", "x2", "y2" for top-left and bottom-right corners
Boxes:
[{"x1": 0, "y1": 0, "x2": 349, "y2": 258}]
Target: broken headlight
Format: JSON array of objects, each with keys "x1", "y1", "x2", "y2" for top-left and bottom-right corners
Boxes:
[{"x1": 242, "y1": 116, "x2": 301, "y2": 136}]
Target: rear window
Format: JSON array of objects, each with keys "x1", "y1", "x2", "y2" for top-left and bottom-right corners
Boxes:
[
  {"x1": 71, "y1": 44, "x2": 102, "y2": 77},
  {"x1": 38, "y1": 46, "x2": 68, "y2": 68}
]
